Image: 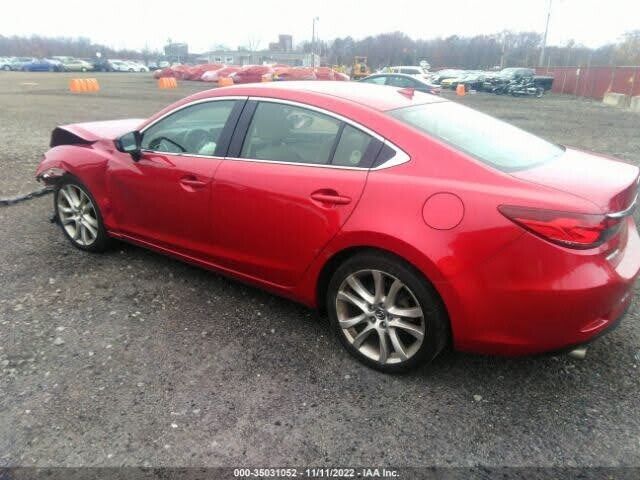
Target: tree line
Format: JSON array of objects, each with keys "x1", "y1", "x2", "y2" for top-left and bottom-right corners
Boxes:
[
  {"x1": 2, "y1": 30, "x2": 639, "y2": 69},
  {"x1": 0, "y1": 35, "x2": 151, "y2": 61},
  {"x1": 303, "y1": 30, "x2": 640, "y2": 69}
]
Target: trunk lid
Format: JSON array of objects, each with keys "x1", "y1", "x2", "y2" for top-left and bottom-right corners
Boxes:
[{"x1": 511, "y1": 148, "x2": 639, "y2": 213}]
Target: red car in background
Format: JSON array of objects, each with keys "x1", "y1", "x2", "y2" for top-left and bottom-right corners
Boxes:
[{"x1": 36, "y1": 82, "x2": 639, "y2": 372}]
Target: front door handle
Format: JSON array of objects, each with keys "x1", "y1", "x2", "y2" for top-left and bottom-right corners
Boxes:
[
  {"x1": 180, "y1": 176, "x2": 207, "y2": 189},
  {"x1": 310, "y1": 190, "x2": 352, "y2": 205}
]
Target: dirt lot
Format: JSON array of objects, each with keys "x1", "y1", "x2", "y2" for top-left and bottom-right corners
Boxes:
[{"x1": 1, "y1": 72, "x2": 640, "y2": 469}]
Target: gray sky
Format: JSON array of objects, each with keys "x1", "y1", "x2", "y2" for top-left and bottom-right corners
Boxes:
[{"x1": 2, "y1": 0, "x2": 638, "y2": 52}]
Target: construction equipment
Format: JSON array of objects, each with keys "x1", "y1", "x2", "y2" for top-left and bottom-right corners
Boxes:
[{"x1": 351, "y1": 56, "x2": 370, "y2": 80}]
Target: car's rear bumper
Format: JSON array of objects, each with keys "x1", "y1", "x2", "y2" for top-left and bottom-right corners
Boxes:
[{"x1": 449, "y1": 217, "x2": 640, "y2": 356}]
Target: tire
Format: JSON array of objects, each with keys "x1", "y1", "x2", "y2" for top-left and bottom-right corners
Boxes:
[
  {"x1": 536, "y1": 88, "x2": 544, "y2": 98},
  {"x1": 54, "y1": 176, "x2": 111, "y2": 253},
  {"x1": 326, "y1": 251, "x2": 449, "y2": 373}
]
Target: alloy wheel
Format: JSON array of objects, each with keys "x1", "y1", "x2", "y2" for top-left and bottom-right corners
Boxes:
[
  {"x1": 57, "y1": 184, "x2": 99, "y2": 247},
  {"x1": 336, "y1": 269, "x2": 426, "y2": 365}
]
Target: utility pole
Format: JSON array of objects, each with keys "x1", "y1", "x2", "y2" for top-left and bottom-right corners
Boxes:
[
  {"x1": 539, "y1": 0, "x2": 553, "y2": 66},
  {"x1": 311, "y1": 16, "x2": 319, "y2": 68}
]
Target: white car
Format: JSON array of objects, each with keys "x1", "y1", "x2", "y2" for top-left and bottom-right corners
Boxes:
[
  {"x1": 124, "y1": 61, "x2": 149, "y2": 72},
  {"x1": 389, "y1": 65, "x2": 430, "y2": 80},
  {"x1": 109, "y1": 60, "x2": 149, "y2": 72},
  {"x1": 0, "y1": 57, "x2": 14, "y2": 71}
]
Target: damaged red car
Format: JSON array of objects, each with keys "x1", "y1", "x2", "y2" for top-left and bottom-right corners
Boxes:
[{"x1": 36, "y1": 82, "x2": 640, "y2": 372}]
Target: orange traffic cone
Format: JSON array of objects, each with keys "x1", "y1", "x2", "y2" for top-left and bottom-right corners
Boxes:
[
  {"x1": 218, "y1": 77, "x2": 234, "y2": 87},
  {"x1": 456, "y1": 84, "x2": 466, "y2": 96},
  {"x1": 86, "y1": 78, "x2": 100, "y2": 92},
  {"x1": 158, "y1": 77, "x2": 177, "y2": 89}
]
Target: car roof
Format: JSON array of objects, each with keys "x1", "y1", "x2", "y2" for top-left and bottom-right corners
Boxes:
[
  {"x1": 193, "y1": 81, "x2": 444, "y2": 112},
  {"x1": 365, "y1": 72, "x2": 432, "y2": 84}
]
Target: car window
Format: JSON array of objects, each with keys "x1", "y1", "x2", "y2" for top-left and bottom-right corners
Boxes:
[
  {"x1": 390, "y1": 102, "x2": 564, "y2": 172},
  {"x1": 361, "y1": 76, "x2": 386, "y2": 85},
  {"x1": 386, "y1": 76, "x2": 416, "y2": 88},
  {"x1": 332, "y1": 125, "x2": 374, "y2": 167},
  {"x1": 142, "y1": 100, "x2": 236, "y2": 156},
  {"x1": 240, "y1": 102, "x2": 341, "y2": 165}
]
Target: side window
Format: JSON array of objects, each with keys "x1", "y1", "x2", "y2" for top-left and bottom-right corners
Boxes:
[
  {"x1": 240, "y1": 102, "x2": 340, "y2": 165},
  {"x1": 361, "y1": 76, "x2": 386, "y2": 85},
  {"x1": 386, "y1": 76, "x2": 416, "y2": 88},
  {"x1": 141, "y1": 101, "x2": 236, "y2": 156},
  {"x1": 332, "y1": 125, "x2": 374, "y2": 167}
]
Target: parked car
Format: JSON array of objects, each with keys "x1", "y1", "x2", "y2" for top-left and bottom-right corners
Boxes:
[
  {"x1": 440, "y1": 71, "x2": 471, "y2": 89},
  {"x1": 429, "y1": 69, "x2": 466, "y2": 84},
  {"x1": 10, "y1": 57, "x2": 36, "y2": 71},
  {"x1": 454, "y1": 72, "x2": 487, "y2": 91},
  {"x1": 230, "y1": 65, "x2": 275, "y2": 83},
  {"x1": 483, "y1": 67, "x2": 554, "y2": 93},
  {"x1": 389, "y1": 65, "x2": 430, "y2": 80},
  {"x1": 109, "y1": 60, "x2": 132, "y2": 72},
  {"x1": 19, "y1": 58, "x2": 63, "y2": 72},
  {"x1": 54, "y1": 57, "x2": 94, "y2": 72},
  {"x1": 124, "y1": 61, "x2": 149, "y2": 72},
  {"x1": 359, "y1": 73, "x2": 440, "y2": 94},
  {"x1": 35, "y1": 82, "x2": 640, "y2": 372},
  {"x1": 0, "y1": 57, "x2": 14, "y2": 70},
  {"x1": 91, "y1": 58, "x2": 115, "y2": 72}
]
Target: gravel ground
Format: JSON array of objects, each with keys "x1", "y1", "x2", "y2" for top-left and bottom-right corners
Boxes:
[{"x1": 1, "y1": 72, "x2": 639, "y2": 469}]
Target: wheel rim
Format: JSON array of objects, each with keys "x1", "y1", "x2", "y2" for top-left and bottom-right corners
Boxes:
[
  {"x1": 336, "y1": 269, "x2": 426, "y2": 365},
  {"x1": 57, "y1": 184, "x2": 99, "y2": 246}
]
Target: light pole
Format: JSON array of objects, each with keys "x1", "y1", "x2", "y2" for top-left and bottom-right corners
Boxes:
[
  {"x1": 312, "y1": 16, "x2": 319, "y2": 68},
  {"x1": 539, "y1": 0, "x2": 553, "y2": 66}
]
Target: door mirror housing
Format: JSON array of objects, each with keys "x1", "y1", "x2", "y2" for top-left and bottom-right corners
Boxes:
[{"x1": 116, "y1": 131, "x2": 142, "y2": 160}]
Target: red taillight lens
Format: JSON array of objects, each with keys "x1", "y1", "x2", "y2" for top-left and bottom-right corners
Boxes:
[{"x1": 498, "y1": 205, "x2": 622, "y2": 249}]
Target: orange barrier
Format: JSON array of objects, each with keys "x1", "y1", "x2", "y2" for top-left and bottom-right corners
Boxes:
[
  {"x1": 69, "y1": 78, "x2": 100, "y2": 93},
  {"x1": 158, "y1": 77, "x2": 178, "y2": 89},
  {"x1": 456, "y1": 84, "x2": 466, "y2": 96},
  {"x1": 218, "y1": 77, "x2": 234, "y2": 87}
]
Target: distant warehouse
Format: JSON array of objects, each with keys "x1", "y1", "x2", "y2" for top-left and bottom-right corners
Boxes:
[{"x1": 198, "y1": 34, "x2": 319, "y2": 67}]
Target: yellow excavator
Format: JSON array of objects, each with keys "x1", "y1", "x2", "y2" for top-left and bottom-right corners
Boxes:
[{"x1": 351, "y1": 56, "x2": 370, "y2": 80}]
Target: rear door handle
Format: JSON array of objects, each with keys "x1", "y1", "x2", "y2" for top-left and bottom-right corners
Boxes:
[
  {"x1": 310, "y1": 190, "x2": 352, "y2": 205},
  {"x1": 180, "y1": 176, "x2": 207, "y2": 189}
]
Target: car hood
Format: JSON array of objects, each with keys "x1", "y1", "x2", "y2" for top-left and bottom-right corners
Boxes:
[
  {"x1": 511, "y1": 147, "x2": 639, "y2": 212},
  {"x1": 54, "y1": 119, "x2": 145, "y2": 143}
]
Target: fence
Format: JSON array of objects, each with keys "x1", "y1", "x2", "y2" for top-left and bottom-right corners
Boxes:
[{"x1": 534, "y1": 66, "x2": 640, "y2": 100}]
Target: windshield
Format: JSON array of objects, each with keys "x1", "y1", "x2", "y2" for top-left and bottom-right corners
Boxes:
[{"x1": 389, "y1": 102, "x2": 564, "y2": 172}]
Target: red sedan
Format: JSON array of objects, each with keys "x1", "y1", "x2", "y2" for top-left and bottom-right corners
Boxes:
[{"x1": 36, "y1": 82, "x2": 640, "y2": 372}]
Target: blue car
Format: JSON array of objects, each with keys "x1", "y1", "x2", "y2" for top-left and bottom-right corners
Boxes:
[{"x1": 20, "y1": 58, "x2": 62, "y2": 72}]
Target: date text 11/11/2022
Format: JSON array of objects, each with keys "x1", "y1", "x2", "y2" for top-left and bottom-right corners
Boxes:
[{"x1": 232, "y1": 467, "x2": 399, "y2": 477}]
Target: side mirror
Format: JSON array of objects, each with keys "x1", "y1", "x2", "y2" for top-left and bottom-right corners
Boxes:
[{"x1": 116, "y1": 131, "x2": 142, "y2": 161}]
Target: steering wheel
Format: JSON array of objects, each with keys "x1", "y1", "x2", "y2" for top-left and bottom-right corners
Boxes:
[
  {"x1": 185, "y1": 129, "x2": 210, "y2": 154},
  {"x1": 148, "y1": 136, "x2": 186, "y2": 153}
]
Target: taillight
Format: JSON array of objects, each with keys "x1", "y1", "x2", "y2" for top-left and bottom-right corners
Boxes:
[{"x1": 498, "y1": 205, "x2": 623, "y2": 249}]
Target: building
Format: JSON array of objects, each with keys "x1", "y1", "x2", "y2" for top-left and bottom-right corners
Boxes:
[
  {"x1": 200, "y1": 34, "x2": 320, "y2": 67},
  {"x1": 201, "y1": 50, "x2": 316, "y2": 67},
  {"x1": 269, "y1": 34, "x2": 293, "y2": 52},
  {"x1": 163, "y1": 43, "x2": 188, "y2": 63}
]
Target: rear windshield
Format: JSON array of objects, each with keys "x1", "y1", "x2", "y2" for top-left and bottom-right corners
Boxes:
[{"x1": 389, "y1": 102, "x2": 563, "y2": 172}]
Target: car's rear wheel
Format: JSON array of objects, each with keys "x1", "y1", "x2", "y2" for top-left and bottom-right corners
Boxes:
[
  {"x1": 327, "y1": 251, "x2": 449, "y2": 373},
  {"x1": 54, "y1": 178, "x2": 110, "y2": 252}
]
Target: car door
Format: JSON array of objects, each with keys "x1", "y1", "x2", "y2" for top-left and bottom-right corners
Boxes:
[
  {"x1": 210, "y1": 99, "x2": 383, "y2": 287},
  {"x1": 107, "y1": 98, "x2": 244, "y2": 258}
]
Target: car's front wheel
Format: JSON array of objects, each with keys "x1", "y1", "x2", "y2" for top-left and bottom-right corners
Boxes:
[
  {"x1": 54, "y1": 178, "x2": 110, "y2": 252},
  {"x1": 327, "y1": 251, "x2": 449, "y2": 373}
]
